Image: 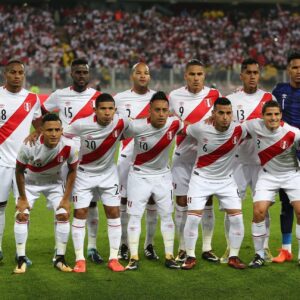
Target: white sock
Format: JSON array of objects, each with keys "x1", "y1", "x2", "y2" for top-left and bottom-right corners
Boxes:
[
  {"x1": 107, "y1": 218, "x2": 121, "y2": 260},
  {"x1": 0, "y1": 206, "x2": 5, "y2": 251},
  {"x1": 201, "y1": 205, "x2": 214, "y2": 252},
  {"x1": 296, "y1": 224, "x2": 300, "y2": 260},
  {"x1": 224, "y1": 213, "x2": 230, "y2": 251},
  {"x1": 72, "y1": 218, "x2": 86, "y2": 261},
  {"x1": 263, "y1": 211, "x2": 270, "y2": 249},
  {"x1": 252, "y1": 221, "x2": 266, "y2": 258},
  {"x1": 14, "y1": 219, "x2": 28, "y2": 257},
  {"x1": 127, "y1": 215, "x2": 142, "y2": 258},
  {"x1": 56, "y1": 221, "x2": 70, "y2": 256},
  {"x1": 228, "y1": 213, "x2": 244, "y2": 257},
  {"x1": 160, "y1": 214, "x2": 175, "y2": 257},
  {"x1": 175, "y1": 204, "x2": 187, "y2": 251},
  {"x1": 282, "y1": 244, "x2": 292, "y2": 252},
  {"x1": 120, "y1": 203, "x2": 129, "y2": 246},
  {"x1": 144, "y1": 203, "x2": 158, "y2": 248},
  {"x1": 87, "y1": 205, "x2": 99, "y2": 250},
  {"x1": 184, "y1": 213, "x2": 202, "y2": 257}
]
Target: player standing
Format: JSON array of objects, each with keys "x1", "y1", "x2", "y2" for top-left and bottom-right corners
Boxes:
[
  {"x1": 169, "y1": 59, "x2": 221, "y2": 262},
  {"x1": 246, "y1": 101, "x2": 300, "y2": 267},
  {"x1": 65, "y1": 93, "x2": 127, "y2": 272},
  {"x1": 125, "y1": 91, "x2": 182, "y2": 270},
  {"x1": 115, "y1": 63, "x2": 159, "y2": 260},
  {"x1": 13, "y1": 114, "x2": 78, "y2": 273},
  {"x1": 42, "y1": 58, "x2": 103, "y2": 264},
  {"x1": 0, "y1": 60, "x2": 41, "y2": 264},
  {"x1": 272, "y1": 52, "x2": 300, "y2": 263},
  {"x1": 221, "y1": 58, "x2": 273, "y2": 263},
  {"x1": 182, "y1": 97, "x2": 247, "y2": 270}
]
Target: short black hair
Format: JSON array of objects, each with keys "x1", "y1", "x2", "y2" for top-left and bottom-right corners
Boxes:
[
  {"x1": 241, "y1": 58, "x2": 259, "y2": 72},
  {"x1": 150, "y1": 91, "x2": 169, "y2": 104},
  {"x1": 71, "y1": 58, "x2": 89, "y2": 68},
  {"x1": 262, "y1": 100, "x2": 281, "y2": 115},
  {"x1": 213, "y1": 97, "x2": 231, "y2": 109},
  {"x1": 42, "y1": 113, "x2": 62, "y2": 124},
  {"x1": 185, "y1": 59, "x2": 204, "y2": 71},
  {"x1": 287, "y1": 52, "x2": 300, "y2": 65},
  {"x1": 5, "y1": 59, "x2": 25, "y2": 71},
  {"x1": 95, "y1": 93, "x2": 115, "y2": 108}
]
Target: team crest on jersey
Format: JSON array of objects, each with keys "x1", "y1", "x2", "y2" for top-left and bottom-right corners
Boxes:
[
  {"x1": 167, "y1": 131, "x2": 173, "y2": 140},
  {"x1": 113, "y1": 130, "x2": 119, "y2": 138},
  {"x1": 57, "y1": 156, "x2": 65, "y2": 163},
  {"x1": 91, "y1": 100, "x2": 95, "y2": 108},
  {"x1": 206, "y1": 98, "x2": 212, "y2": 107},
  {"x1": 280, "y1": 140, "x2": 289, "y2": 149},
  {"x1": 24, "y1": 102, "x2": 31, "y2": 112}
]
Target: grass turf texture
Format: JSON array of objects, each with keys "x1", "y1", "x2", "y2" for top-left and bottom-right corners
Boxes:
[{"x1": 1, "y1": 190, "x2": 299, "y2": 299}]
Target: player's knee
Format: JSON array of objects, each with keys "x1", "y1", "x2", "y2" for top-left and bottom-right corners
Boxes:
[
  {"x1": 176, "y1": 196, "x2": 187, "y2": 207},
  {"x1": 56, "y1": 213, "x2": 69, "y2": 222},
  {"x1": 253, "y1": 206, "x2": 266, "y2": 221},
  {"x1": 105, "y1": 206, "x2": 120, "y2": 219},
  {"x1": 16, "y1": 210, "x2": 29, "y2": 222},
  {"x1": 74, "y1": 208, "x2": 88, "y2": 219}
]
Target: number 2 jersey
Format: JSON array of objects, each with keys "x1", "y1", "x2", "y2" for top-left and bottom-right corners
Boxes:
[
  {"x1": 0, "y1": 87, "x2": 41, "y2": 167},
  {"x1": 124, "y1": 116, "x2": 183, "y2": 176},
  {"x1": 16, "y1": 135, "x2": 78, "y2": 183},
  {"x1": 64, "y1": 114, "x2": 129, "y2": 174},
  {"x1": 169, "y1": 86, "x2": 221, "y2": 162},
  {"x1": 115, "y1": 89, "x2": 156, "y2": 159},
  {"x1": 227, "y1": 89, "x2": 274, "y2": 165}
]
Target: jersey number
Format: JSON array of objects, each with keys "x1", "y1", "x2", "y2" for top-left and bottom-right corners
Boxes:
[
  {"x1": 179, "y1": 106, "x2": 184, "y2": 117},
  {"x1": 126, "y1": 109, "x2": 131, "y2": 118},
  {"x1": 203, "y1": 144, "x2": 208, "y2": 152},
  {"x1": 1, "y1": 109, "x2": 6, "y2": 120},
  {"x1": 237, "y1": 109, "x2": 245, "y2": 121},
  {"x1": 85, "y1": 140, "x2": 96, "y2": 150},
  {"x1": 64, "y1": 107, "x2": 73, "y2": 118},
  {"x1": 114, "y1": 184, "x2": 119, "y2": 195},
  {"x1": 139, "y1": 141, "x2": 148, "y2": 151},
  {"x1": 256, "y1": 139, "x2": 261, "y2": 149}
]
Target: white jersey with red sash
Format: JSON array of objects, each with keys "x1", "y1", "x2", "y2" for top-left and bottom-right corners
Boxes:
[
  {"x1": 227, "y1": 89, "x2": 274, "y2": 165},
  {"x1": 169, "y1": 86, "x2": 221, "y2": 161},
  {"x1": 42, "y1": 87, "x2": 100, "y2": 128},
  {"x1": 64, "y1": 114, "x2": 129, "y2": 173},
  {"x1": 0, "y1": 87, "x2": 41, "y2": 167},
  {"x1": 186, "y1": 122, "x2": 248, "y2": 179},
  {"x1": 115, "y1": 89, "x2": 156, "y2": 158},
  {"x1": 124, "y1": 116, "x2": 183, "y2": 176},
  {"x1": 243, "y1": 119, "x2": 300, "y2": 174},
  {"x1": 16, "y1": 136, "x2": 78, "y2": 183}
]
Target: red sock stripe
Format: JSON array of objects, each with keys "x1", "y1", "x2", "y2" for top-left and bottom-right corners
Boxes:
[{"x1": 187, "y1": 212, "x2": 202, "y2": 218}]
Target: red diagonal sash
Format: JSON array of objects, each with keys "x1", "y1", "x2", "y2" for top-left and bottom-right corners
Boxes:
[
  {"x1": 176, "y1": 89, "x2": 219, "y2": 146},
  {"x1": 24, "y1": 145, "x2": 71, "y2": 172},
  {"x1": 258, "y1": 131, "x2": 295, "y2": 166},
  {"x1": 0, "y1": 93, "x2": 37, "y2": 145},
  {"x1": 134, "y1": 119, "x2": 180, "y2": 166},
  {"x1": 81, "y1": 119, "x2": 125, "y2": 165},
  {"x1": 246, "y1": 92, "x2": 273, "y2": 120},
  {"x1": 196, "y1": 126, "x2": 243, "y2": 168},
  {"x1": 69, "y1": 91, "x2": 100, "y2": 124},
  {"x1": 121, "y1": 103, "x2": 150, "y2": 150}
]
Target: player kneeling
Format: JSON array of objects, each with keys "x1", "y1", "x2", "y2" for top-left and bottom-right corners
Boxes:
[
  {"x1": 14, "y1": 114, "x2": 78, "y2": 274},
  {"x1": 124, "y1": 91, "x2": 182, "y2": 270},
  {"x1": 182, "y1": 97, "x2": 247, "y2": 270}
]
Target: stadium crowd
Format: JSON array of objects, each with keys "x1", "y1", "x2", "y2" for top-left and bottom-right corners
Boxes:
[{"x1": 0, "y1": 5, "x2": 300, "y2": 70}]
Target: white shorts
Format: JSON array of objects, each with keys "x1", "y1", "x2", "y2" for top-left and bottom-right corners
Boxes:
[
  {"x1": 187, "y1": 171, "x2": 241, "y2": 211},
  {"x1": 23, "y1": 181, "x2": 64, "y2": 210},
  {"x1": 72, "y1": 167, "x2": 121, "y2": 209},
  {"x1": 117, "y1": 153, "x2": 132, "y2": 198},
  {"x1": 254, "y1": 169, "x2": 300, "y2": 202},
  {"x1": 127, "y1": 171, "x2": 174, "y2": 216},
  {"x1": 0, "y1": 165, "x2": 18, "y2": 203},
  {"x1": 233, "y1": 163, "x2": 261, "y2": 199},
  {"x1": 171, "y1": 153, "x2": 195, "y2": 196}
]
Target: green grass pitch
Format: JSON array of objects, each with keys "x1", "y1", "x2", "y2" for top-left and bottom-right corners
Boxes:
[{"x1": 1, "y1": 190, "x2": 299, "y2": 299}]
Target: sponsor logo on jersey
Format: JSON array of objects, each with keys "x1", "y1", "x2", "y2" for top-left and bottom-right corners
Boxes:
[
  {"x1": 179, "y1": 102, "x2": 184, "y2": 106},
  {"x1": 0, "y1": 104, "x2": 4, "y2": 108},
  {"x1": 125, "y1": 104, "x2": 131, "y2": 108},
  {"x1": 203, "y1": 138, "x2": 208, "y2": 143},
  {"x1": 65, "y1": 101, "x2": 71, "y2": 106},
  {"x1": 86, "y1": 134, "x2": 93, "y2": 140},
  {"x1": 140, "y1": 137, "x2": 147, "y2": 142},
  {"x1": 33, "y1": 159, "x2": 42, "y2": 167},
  {"x1": 237, "y1": 105, "x2": 243, "y2": 109},
  {"x1": 282, "y1": 94, "x2": 287, "y2": 100},
  {"x1": 24, "y1": 102, "x2": 31, "y2": 112}
]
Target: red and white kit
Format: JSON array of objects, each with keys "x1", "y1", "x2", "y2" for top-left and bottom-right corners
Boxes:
[
  {"x1": 169, "y1": 86, "x2": 221, "y2": 195},
  {"x1": 228, "y1": 89, "x2": 274, "y2": 198},
  {"x1": 243, "y1": 119, "x2": 300, "y2": 202},
  {"x1": 115, "y1": 89, "x2": 156, "y2": 197},
  {"x1": 64, "y1": 114, "x2": 129, "y2": 209},
  {"x1": 16, "y1": 136, "x2": 78, "y2": 208},
  {"x1": 0, "y1": 87, "x2": 41, "y2": 201},
  {"x1": 185, "y1": 122, "x2": 248, "y2": 210},
  {"x1": 124, "y1": 116, "x2": 183, "y2": 215}
]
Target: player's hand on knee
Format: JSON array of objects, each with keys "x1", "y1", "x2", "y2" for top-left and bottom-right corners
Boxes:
[
  {"x1": 56, "y1": 207, "x2": 70, "y2": 221},
  {"x1": 15, "y1": 209, "x2": 30, "y2": 222}
]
